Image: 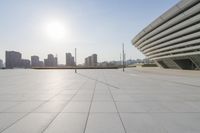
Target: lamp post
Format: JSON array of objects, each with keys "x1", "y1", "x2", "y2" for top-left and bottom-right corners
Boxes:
[
  {"x1": 75, "y1": 48, "x2": 77, "y2": 73},
  {"x1": 122, "y1": 43, "x2": 125, "y2": 72}
]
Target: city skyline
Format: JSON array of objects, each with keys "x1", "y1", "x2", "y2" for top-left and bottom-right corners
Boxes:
[
  {"x1": 4, "y1": 50, "x2": 100, "y2": 68},
  {"x1": 2, "y1": 50, "x2": 152, "y2": 68},
  {"x1": 0, "y1": 0, "x2": 179, "y2": 64}
]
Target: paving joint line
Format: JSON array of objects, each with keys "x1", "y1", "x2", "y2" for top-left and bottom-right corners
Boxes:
[
  {"x1": 83, "y1": 77, "x2": 97, "y2": 133},
  {"x1": 102, "y1": 70, "x2": 127, "y2": 133},
  {"x1": 41, "y1": 79, "x2": 88, "y2": 133},
  {"x1": 77, "y1": 73, "x2": 120, "y2": 89},
  {"x1": 0, "y1": 80, "x2": 84, "y2": 133}
]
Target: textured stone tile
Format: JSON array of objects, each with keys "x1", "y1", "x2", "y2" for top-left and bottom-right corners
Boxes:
[
  {"x1": 0, "y1": 102, "x2": 19, "y2": 112},
  {"x1": 0, "y1": 113, "x2": 25, "y2": 132},
  {"x1": 116, "y1": 102, "x2": 147, "y2": 112},
  {"x1": 112, "y1": 94, "x2": 133, "y2": 101},
  {"x1": 62, "y1": 102, "x2": 90, "y2": 113},
  {"x1": 34, "y1": 101, "x2": 67, "y2": 113},
  {"x1": 0, "y1": 69, "x2": 200, "y2": 133},
  {"x1": 72, "y1": 94, "x2": 93, "y2": 101},
  {"x1": 5, "y1": 102, "x2": 43, "y2": 113},
  {"x1": 121, "y1": 113, "x2": 167, "y2": 133},
  {"x1": 2, "y1": 113, "x2": 56, "y2": 133},
  {"x1": 50, "y1": 94, "x2": 73, "y2": 101},
  {"x1": 153, "y1": 113, "x2": 200, "y2": 133},
  {"x1": 140, "y1": 102, "x2": 171, "y2": 112},
  {"x1": 90, "y1": 102, "x2": 117, "y2": 112},
  {"x1": 85, "y1": 113, "x2": 125, "y2": 133},
  {"x1": 160, "y1": 102, "x2": 200, "y2": 112},
  {"x1": 93, "y1": 94, "x2": 113, "y2": 101},
  {"x1": 44, "y1": 113, "x2": 87, "y2": 133}
]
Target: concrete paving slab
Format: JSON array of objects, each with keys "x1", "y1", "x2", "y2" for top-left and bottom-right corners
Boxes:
[
  {"x1": 116, "y1": 102, "x2": 147, "y2": 113},
  {"x1": 85, "y1": 113, "x2": 125, "y2": 133},
  {"x1": 2, "y1": 113, "x2": 56, "y2": 133},
  {"x1": 0, "y1": 113, "x2": 25, "y2": 132},
  {"x1": 5, "y1": 102, "x2": 43, "y2": 113},
  {"x1": 121, "y1": 113, "x2": 167, "y2": 133},
  {"x1": 93, "y1": 94, "x2": 113, "y2": 101},
  {"x1": 43, "y1": 113, "x2": 87, "y2": 133},
  {"x1": 153, "y1": 113, "x2": 200, "y2": 133},
  {"x1": 34, "y1": 101, "x2": 67, "y2": 113},
  {"x1": 62, "y1": 102, "x2": 90, "y2": 113},
  {"x1": 90, "y1": 101, "x2": 117, "y2": 113},
  {"x1": 0, "y1": 68, "x2": 200, "y2": 133},
  {"x1": 0, "y1": 102, "x2": 19, "y2": 112}
]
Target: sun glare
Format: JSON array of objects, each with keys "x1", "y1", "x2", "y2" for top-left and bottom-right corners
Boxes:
[{"x1": 45, "y1": 20, "x2": 68, "y2": 42}]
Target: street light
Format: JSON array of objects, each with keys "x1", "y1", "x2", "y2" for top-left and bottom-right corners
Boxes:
[
  {"x1": 75, "y1": 48, "x2": 77, "y2": 73},
  {"x1": 122, "y1": 43, "x2": 125, "y2": 72}
]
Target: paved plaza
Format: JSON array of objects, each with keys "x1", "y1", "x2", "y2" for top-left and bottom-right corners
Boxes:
[{"x1": 0, "y1": 68, "x2": 200, "y2": 133}]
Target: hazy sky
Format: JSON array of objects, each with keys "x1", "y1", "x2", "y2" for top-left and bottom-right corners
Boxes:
[{"x1": 0, "y1": 0, "x2": 179, "y2": 64}]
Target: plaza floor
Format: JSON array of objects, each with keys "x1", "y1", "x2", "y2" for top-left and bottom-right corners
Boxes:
[{"x1": 0, "y1": 68, "x2": 200, "y2": 133}]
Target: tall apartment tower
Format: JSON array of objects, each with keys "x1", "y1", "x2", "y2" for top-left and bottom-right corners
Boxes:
[
  {"x1": 44, "y1": 54, "x2": 58, "y2": 67},
  {"x1": 0, "y1": 59, "x2": 3, "y2": 68},
  {"x1": 91, "y1": 54, "x2": 97, "y2": 66},
  {"x1": 31, "y1": 56, "x2": 39, "y2": 67},
  {"x1": 66, "y1": 53, "x2": 75, "y2": 66},
  {"x1": 20, "y1": 59, "x2": 31, "y2": 68},
  {"x1": 85, "y1": 54, "x2": 98, "y2": 66},
  {"x1": 31, "y1": 56, "x2": 44, "y2": 67},
  {"x1": 5, "y1": 51, "x2": 30, "y2": 68},
  {"x1": 5, "y1": 51, "x2": 22, "y2": 68}
]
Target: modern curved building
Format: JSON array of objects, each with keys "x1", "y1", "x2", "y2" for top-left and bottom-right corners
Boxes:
[{"x1": 132, "y1": 0, "x2": 200, "y2": 70}]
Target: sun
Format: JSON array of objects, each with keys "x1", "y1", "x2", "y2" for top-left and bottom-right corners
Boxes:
[{"x1": 45, "y1": 20, "x2": 68, "y2": 41}]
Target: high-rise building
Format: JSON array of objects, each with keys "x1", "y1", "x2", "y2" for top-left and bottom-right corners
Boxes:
[
  {"x1": 20, "y1": 59, "x2": 31, "y2": 68},
  {"x1": 31, "y1": 56, "x2": 39, "y2": 67},
  {"x1": 44, "y1": 54, "x2": 58, "y2": 67},
  {"x1": 66, "y1": 53, "x2": 75, "y2": 66},
  {"x1": 85, "y1": 58, "x2": 88, "y2": 66},
  {"x1": 6, "y1": 51, "x2": 22, "y2": 68},
  {"x1": 85, "y1": 54, "x2": 98, "y2": 66},
  {"x1": 31, "y1": 56, "x2": 44, "y2": 67},
  {"x1": 5, "y1": 51, "x2": 30, "y2": 68},
  {"x1": 85, "y1": 56, "x2": 91, "y2": 66},
  {"x1": 0, "y1": 59, "x2": 3, "y2": 68},
  {"x1": 91, "y1": 54, "x2": 97, "y2": 66}
]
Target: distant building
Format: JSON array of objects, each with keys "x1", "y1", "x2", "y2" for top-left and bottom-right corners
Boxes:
[
  {"x1": 31, "y1": 56, "x2": 39, "y2": 67},
  {"x1": 98, "y1": 61, "x2": 119, "y2": 67},
  {"x1": 44, "y1": 54, "x2": 57, "y2": 67},
  {"x1": 66, "y1": 53, "x2": 75, "y2": 66},
  {"x1": 38, "y1": 61, "x2": 44, "y2": 67},
  {"x1": 5, "y1": 51, "x2": 30, "y2": 69},
  {"x1": 0, "y1": 59, "x2": 3, "y2": 68},
  {"x1": 5, "y1": 51, "x2": 30, "y2": 68},
  {"x1": 20, "y1": 59, "x2": 31, "y2": 68},
  {"x1": 91, "y1": 54, "x2": 97, "y2": 66},
  {"x1": 31, "y1": 56, "x2": 44, "y2": 67},
  {"x1": 85, "y1": 56, "x2": 91, "y2": 66},
  {"x1": 6, "y1": 51, "x2": 22, "y2": 68},
  {"x1": 85, "y1": 54, "x2": 98, "y2": 66}
]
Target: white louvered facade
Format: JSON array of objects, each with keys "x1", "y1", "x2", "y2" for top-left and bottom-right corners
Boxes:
[{"x1": 132, "y1": 0, "x2": 200, "y2": 70}]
